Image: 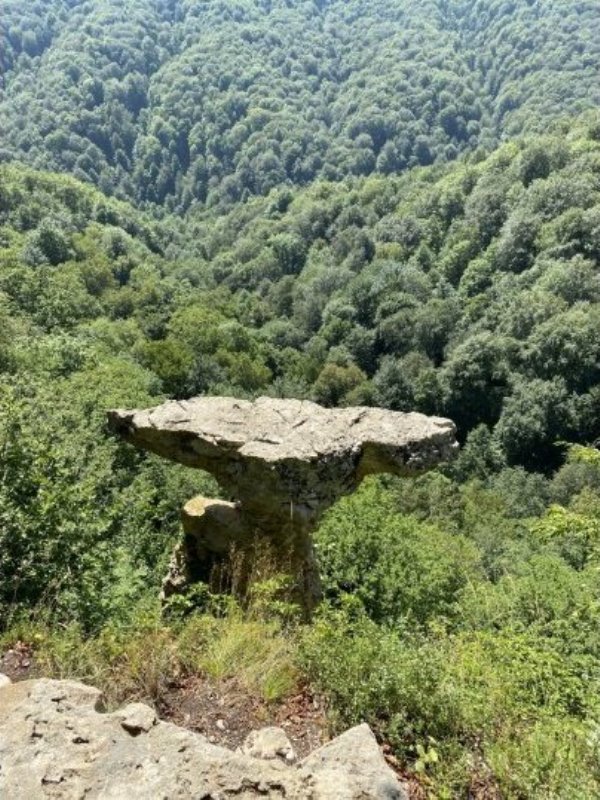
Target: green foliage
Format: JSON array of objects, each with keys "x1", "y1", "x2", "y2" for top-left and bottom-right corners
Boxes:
[
  {"x1": 0, "y1": 364, "x2": 205, "y2": 631},
  {"x1": 2, "y1": 600, "x2": 299, "y2": 708},
  {"x1": 181, "y1": 116, "x2": 600, "y2": 468},
  {"x1": 2, "y1": 9, "x2": 600, "y2": 795},
  {"x1": 300, "y1": 600, "x2": 600, "y2": 797},
  {"x1": 316, "y1": 479, "x2": 480, "y2": 627},
  {"x1": 0, "y1": 167, "x2": 220, "y2": 629},
  {"x1": 1, "y1": 1, "x2": 599, "y2": 210},
  {"x1": 299, "y1": 458, "x2": 600, "y2": 795},
  {"x1": 312, "y1": 361, "x2": 367, "y2": 407},
  {"x1": 531, "y1": 505, "x2": 600, "y2": 571}
]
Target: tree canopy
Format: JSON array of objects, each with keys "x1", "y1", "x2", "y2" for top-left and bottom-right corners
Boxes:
[
  {"x1": 1, "y1": 0, "x2": 599, "y2": 210},
  {"x1": 2, "y1": 3, "x2": 600, "y2": 795}
]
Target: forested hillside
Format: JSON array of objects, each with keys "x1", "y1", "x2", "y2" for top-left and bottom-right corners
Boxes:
[
  {"x1": 2, "y1": 119, "x2": 600, "y2": 478},
  {"x1": 1, "y1": 0, "x2": 599, "y2": 210},
  {"x1": 2, "y1": 1, "x2": 600, "y2": 796},
  {"x1": 2, "y1": 124, "x2": 600, "y2": 797},
  {"x1": 172, "y1": 117, "x2": 600, "y2": 470}
]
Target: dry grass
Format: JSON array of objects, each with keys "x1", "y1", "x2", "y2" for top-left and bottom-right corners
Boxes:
[
  {"x1": 1, "y1": 601, "x2": 300, "y2": 709},
  {"x1": 177, "y1": 612, "x2": 299, "y2": 702}
]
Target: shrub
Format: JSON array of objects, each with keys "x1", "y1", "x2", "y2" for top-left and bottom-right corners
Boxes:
[{"x1": 315, "y1": 479, "x2": 481, "y2": 628}]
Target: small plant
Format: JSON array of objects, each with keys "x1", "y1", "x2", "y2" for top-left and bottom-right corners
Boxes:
[
  {"x1": 414, "y1": 738, "x2": 440, "y2": 775},
  {"x1": 163, "y1": 582, "x2": 235, "y2": 621},
  {"x1": 247, "y1": 575, "x2": 302, "y2": 625}
]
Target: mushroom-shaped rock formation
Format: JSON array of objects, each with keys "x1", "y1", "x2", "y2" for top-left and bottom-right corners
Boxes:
[{"x1": 108, "y1": 396, "x2": 457, "y2": 611}]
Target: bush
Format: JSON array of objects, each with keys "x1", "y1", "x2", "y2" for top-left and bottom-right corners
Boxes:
[
  {"x1": 315, "y1": 478, "x2": 481, "y2": 627},
  {"x1": 300, "y1": 604, "x2": 600, "y2": 798}
]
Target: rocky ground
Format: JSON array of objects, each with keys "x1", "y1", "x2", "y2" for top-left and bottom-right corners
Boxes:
[
  {"x1": 0, "y1": 642, "x2": 326, "y2": 756},
  {"x1": 159, "y1": 675, "x2": 327, "y2": 758},
  {"x1": 0, "y1": 641, "x2": 429, "y2": 798},
  {"x1": 0, "y1": 644, "x2": 501, "y2": 799},
  {"x1": 0, "y1": 641, "x2": 36, "y2": 682},
  {"x1": 0, "y1": 674, "x2": 408, "y2": 799}
]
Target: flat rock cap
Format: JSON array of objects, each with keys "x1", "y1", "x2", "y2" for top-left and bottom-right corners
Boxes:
[{"x1": 108, "y1": 396, "x2": 457, "y2": 479}]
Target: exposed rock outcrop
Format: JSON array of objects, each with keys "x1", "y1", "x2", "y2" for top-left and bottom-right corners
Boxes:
[
  {"x1": 0, "y1": 678, "x2": 407, "y2": 799},
  {"x1": 108, "y1": 396, "x2": 457, "y2": 610}
]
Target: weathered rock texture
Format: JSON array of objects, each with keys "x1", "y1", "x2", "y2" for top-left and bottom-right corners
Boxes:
[
  {"x1": 108, "y1": 396, "x2": 457, "y2": 609},
  {"x1": 241, "y1": 726, "x2": 296, "y2": 763},
  {"x1": 0, "y1": 678, "x2": 407, "y2": 799}
]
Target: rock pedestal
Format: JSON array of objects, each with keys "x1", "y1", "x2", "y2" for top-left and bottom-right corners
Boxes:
[{"x1": 108, "y1": 396, "x2": 457, "y2": 611}]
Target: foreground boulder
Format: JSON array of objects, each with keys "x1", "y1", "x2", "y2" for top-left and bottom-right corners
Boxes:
[
  {"x1": 108, "y1": 396, "x2": 457, "y2": 610},
  {"x1": 0, "y1": 678, "x2": 407, "y2": 799}
]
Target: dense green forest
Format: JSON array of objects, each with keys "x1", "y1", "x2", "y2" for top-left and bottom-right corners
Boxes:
[
  {"x1": 3, "y1": 116, "x2": 600, "y2": 797},
  {"x1": 1, "y1": 0, "x2": 599, "y2": 210},
  {"x1": 2, "y1": 1, "x2": 600, "y2": 797}
]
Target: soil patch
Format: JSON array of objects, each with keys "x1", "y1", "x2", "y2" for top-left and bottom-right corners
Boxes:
[
  {"x1": 158, "y1": 675, "x2": 328, "y2": 758},
  {"x1": 0, "y1": 641, "x2": 37, "y2": 682}
]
